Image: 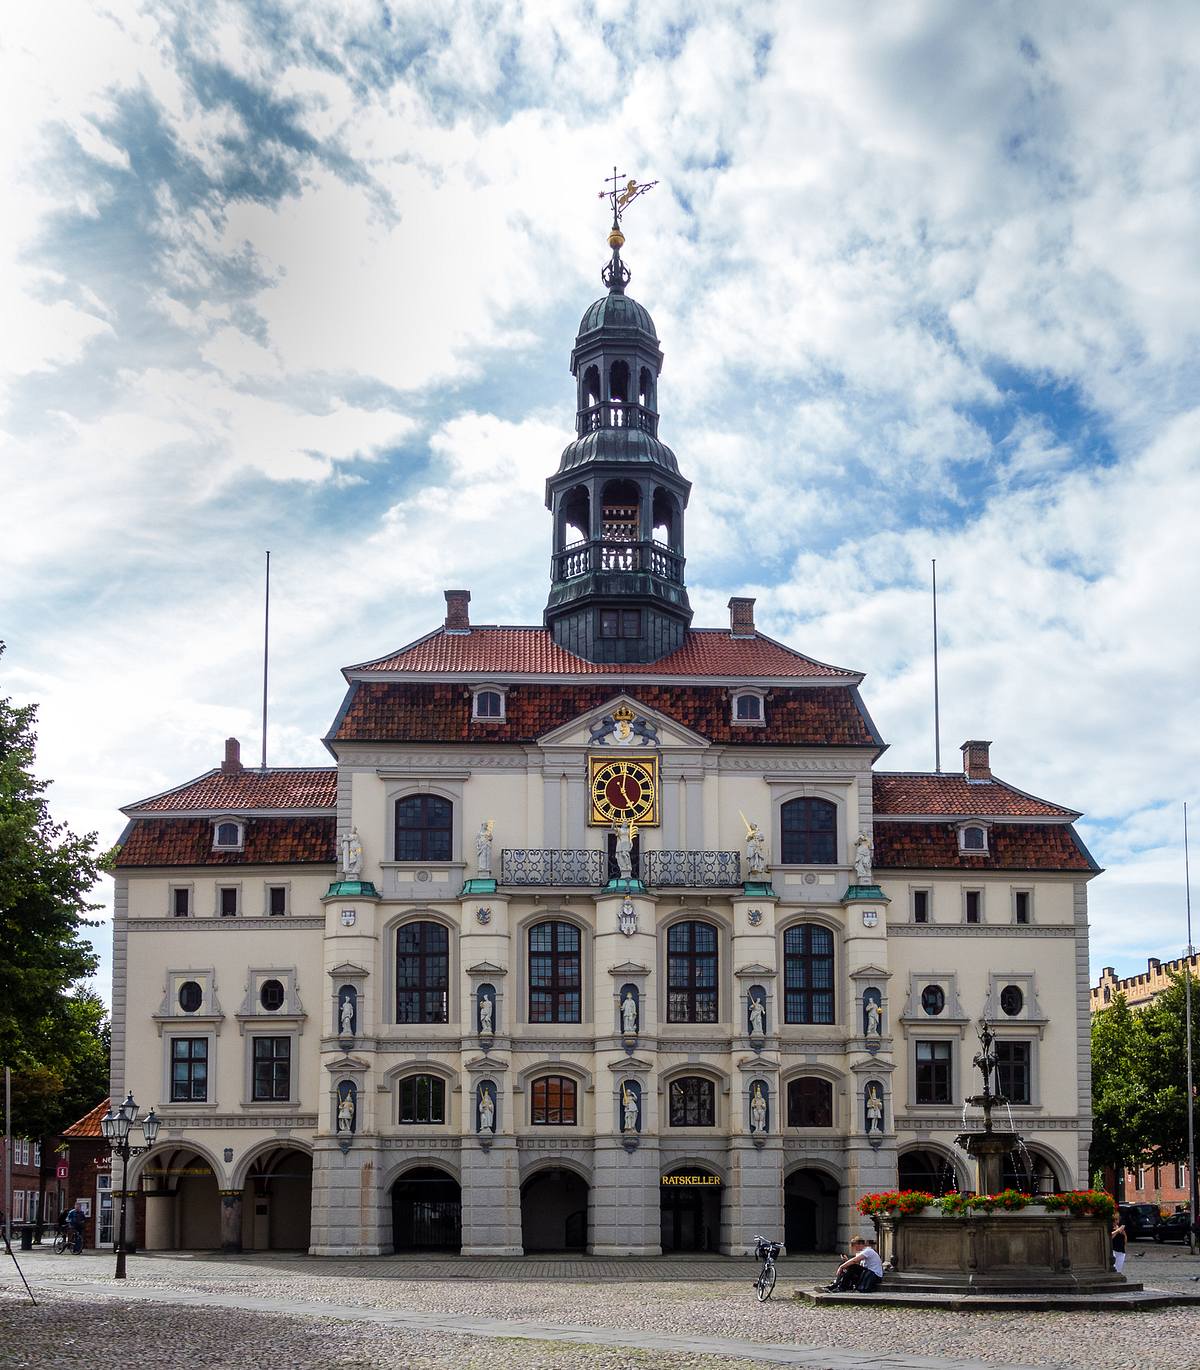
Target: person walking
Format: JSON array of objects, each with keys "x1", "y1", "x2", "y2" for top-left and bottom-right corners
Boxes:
[
  {"x1": 826, "y1": 1237, "x2": 885, "y2": 1292},
  {"x1": 1111, "y1": 1216, "x2": 1127, "y2": 1274}
]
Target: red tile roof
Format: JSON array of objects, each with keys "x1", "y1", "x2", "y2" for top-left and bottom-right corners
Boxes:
[
  {"x1": 330, "y1": 682, "x2": 881, "y2": 748},
  {"x1": 351, "y1": 627, "x2": 858, "y2": 679},
  {"x1": 116, "y1": 816, "x2": 336, "y2": 867},
  {"x1": 62, "y1": 1099, "x2": 110, "y2": 1138},
  {"x1": 873, "y1": 821, "x2": 1099, "y2": 872},
  {"x1": 873, "y1": 773, "x2": 1078, "y2": 819},
  {"x1": 127, "y1": 768, "x2": 336, "y2": 814}
]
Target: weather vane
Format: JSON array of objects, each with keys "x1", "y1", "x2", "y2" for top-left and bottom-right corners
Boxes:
[{"x1": 597, "y1": 165, "x2": 657, "y2": 292}]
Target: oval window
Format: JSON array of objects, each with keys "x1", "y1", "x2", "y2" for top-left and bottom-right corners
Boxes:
[
  {"x1": 920, "y1": 984, "x2": 945, "y2": 1016},
  {"x1": 260, "y1": 979, "x2": 286, "y2": 1012},
  {"x1": 178, "y1": 981, "x2": 203, "y2": 1013},
  {"x1": 1000, "y1": 984, "x2": 1024, "y2": 1016}
]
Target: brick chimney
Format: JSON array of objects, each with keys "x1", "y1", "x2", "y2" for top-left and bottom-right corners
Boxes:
[
  {"x1": 728, "y1": 596, "x2": 756, "y2": 637},
  {"x1": 961, "y1": 739, "x2": 992, "y2": 781},
  {"x1": 444, "y1": 589, "x2": 471, "y2": 633},
  {"x1": 221, "y1": 737, "x2": 243, "y2": 774}
]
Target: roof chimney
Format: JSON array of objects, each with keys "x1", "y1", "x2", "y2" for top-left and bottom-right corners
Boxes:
[
  {"x1": 728, "y1": 596, "x2": 756, "y2": 638},
  {"x1": 221, "y1": 737, "x2": 243, "y2": 774},
  {"x1": 444, "y1": 589, "x2": 471, "y2": 633},
  {"x1": 961, "y1": 739, "x2": 992, "y2": 781}
]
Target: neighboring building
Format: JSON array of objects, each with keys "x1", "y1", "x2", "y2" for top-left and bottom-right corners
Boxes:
[
  {"x1": 60, "y1": 1099, "x2": 112, "y2": 1249},
  {"x1": 1120, "y1": 1159, "x2": 1191, "y2": 1211},
  {"x1": 110, "y1": 225, "x2": 1101, "y2": 1256},
  {"x1": 1091, "y1": 953, "x2": 1200, "y2": 1013},
  {"x1": 3, "y1": 1137, "x2": 48, "y2": 1231}
]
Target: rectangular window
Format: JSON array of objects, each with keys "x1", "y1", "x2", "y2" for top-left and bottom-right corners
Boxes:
[
  {"x1": 531, "y1": 1075, "x2": 577, "y2": 1125},
  {"x1": 996, "y1": 1041, "x2": 1031, "y2": 1104},
  {"x1": 18, "y1": 1140, "x2": 29, "y2": 1165},
  {"x1": 170, "y1": 1037, "x2": 209, "y2": 1102},
  {"x1": 915, "y1": 1040, "x2": 953, "y2": 1104},
  {"x1": 1014, "y1": 890, "x2": 1031, "y2": 924},
  {"x1": 1176, "y1": 1163, "x2": 1187, "y2": 1188},
  {"x1": 668, "y1": 1077, "x2": 716, "y2": 1127},
  {"x1": 33, "y1": 1143, "x2": 41, "y2": 1168},
  {"x1": 599, "y1": 609, "x2": 640, "y2": 638},
  {"x1": 399, "y1": 1075, "x2": 446, "y2": 1125},
  {"x1": 252, "y1": 1036, "x2": 291, "y2": 1101},
  {"x1": 965, "y1": 890, "x2": 982, "y2": 924},
  {"x1": 172, "y1": 887, "x2": 190, "y2": 918},
  {"x1": 912, "y1": 889, "x2": 930, "y2": 924},
  {"x1": 219, "y1": 886, "x2": 239, "y2": 918},
  {"x1": 1136, "y1": 1167, "x2": 1145, "y2": 1189},
  {"x1": 268, "y1": 885, "x2": 287, "y2": 917},
  {"x1": 28, "y1": 1191, "x2": 39, "y2": 1221},
  {"x1": 14, "y1": 1190, "x2": 25, "y2": 1221}
]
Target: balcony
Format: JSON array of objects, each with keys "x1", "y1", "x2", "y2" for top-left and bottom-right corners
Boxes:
[
  {"x1": 500, "y1": 848, "x2": 741, "y2": 889},
  {"x1": 576, "y1": 400, "x2": 659, "y2": 438},
  {"x1": 552, "y1": 538, "x2": 684, "y2": 585}
]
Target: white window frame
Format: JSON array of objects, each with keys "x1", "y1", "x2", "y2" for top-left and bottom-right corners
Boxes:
[
  {"x1": 911, "y1": 887, "x2": 932, "y2": 924},
  {"x1": 217, "y1": 883, "x2": 241, "y2": 918},
  {"x1": 265, "y1": 882, "x2": 290, "y2": 917},
  {"x1": 957, "y1": 822, "x2": 989, "y2": 854},
  {"x1": 165, "y1": 1030, "x2": 213, "y2": 1105},
  {"x1": 169, "y1": 883, "x2": 193, "y2": 918},
  {"x1": 470, "y1": 684, "x2": 508, "y2": 721},
  {"x1": 730, "y1": 688, "x2": 767, "y2": 727},
  {"x1": 212, "y1": 817, "x2": 246, "y2": 852},
  {"x1": 1012, "y1": 888, "x2": 1033, "y2": 924},
  {"x1": 963, "y1": 888, "x2": 984, "y2": 924}
]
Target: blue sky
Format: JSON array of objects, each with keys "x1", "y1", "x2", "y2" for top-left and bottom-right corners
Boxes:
[{"x1": 2, "y1": 0, "x2": 1199, "y2": 1000}]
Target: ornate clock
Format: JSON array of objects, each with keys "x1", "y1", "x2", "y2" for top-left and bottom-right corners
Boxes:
[{"x1": 589, "y1": 755, "x2": 659, "y2": 826}]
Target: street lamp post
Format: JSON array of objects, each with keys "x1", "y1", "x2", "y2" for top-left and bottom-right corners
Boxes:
[{"x1": 99, "y1": 1092, "x2": 159, "y2": 1280}]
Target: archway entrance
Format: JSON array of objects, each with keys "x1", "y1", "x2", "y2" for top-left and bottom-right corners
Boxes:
[
  {"x1": 141, "y1": 1148, "x2": 220, "y2": 1250},
  {"x1": 660, "y1": 1167, "x2": 721, "y2": 1252},
  {"x1": 784, "y1": 1169, "x2": 838, "y2": 1252},
  {"x1": 898, "y1": 1149, "x2": 960, "y2": 1195},
  {"x1": 241, "y1": 1147, "x2": 313, "y2": 1250},
  {"x1": 391, "y1": 1167, "x2": 462, "y2": 1251},
  {"x1": 521, "y1": 1168, "x2": 588, "y2": 1252}
]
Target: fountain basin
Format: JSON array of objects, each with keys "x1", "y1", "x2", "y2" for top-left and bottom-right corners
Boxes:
[{"x1": 873, "y1": 1208, "x2": 1132, "y2": 1293}]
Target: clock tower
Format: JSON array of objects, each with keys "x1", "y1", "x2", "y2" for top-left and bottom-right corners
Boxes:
[{"x1": 543, "y1": 212, "x2": 692, "y2": 663}]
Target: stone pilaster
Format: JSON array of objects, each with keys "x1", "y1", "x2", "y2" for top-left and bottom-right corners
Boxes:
[
  {"x1": 218, "y1": 1190, "x2": 243, "y2": 1253},
  {"x1": 309, "y1": 1141, "x2": 389, "y2": 1255},
  {"x1": 592, "y1": 1136, "x2": 661, "y2": 1254},
  {"x1": 723, "y1": 1139, "x2": 783, "y2": 1254},
  {"x1": 460, "y1": 1139, "x2": 522, "y2": 1254}
]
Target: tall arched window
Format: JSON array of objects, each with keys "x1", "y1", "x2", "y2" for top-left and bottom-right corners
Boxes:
[
  {"x1": 528, "y1": 921, "x2": 581, "y2": 1023},
  {"x1": 780, "y1": 798, "x2": 837, "y2": 864},
  {"x1": 667, "y1": 920, "x2": 718, "y2": 1023},
  {"x1": 396, "y1": 922, "x2": 449, "y2": 1024},
  {"x1": 668, "y1": 1076, "x2": 716, "y2": 1126},
  {"x1": 783, "y1": 924, "x2": 835, "y2": 1024},
  {"x1": 395, "y1": 794, "x2": 452, "y2": 861},
  {"x1": 786, "y1": 1077, "x2": 833, "y2": 1127}
]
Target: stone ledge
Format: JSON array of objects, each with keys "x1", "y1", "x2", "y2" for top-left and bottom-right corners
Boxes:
[{"x1": 795, "y1": 1285, "x2": 1200, "y2": 1311}]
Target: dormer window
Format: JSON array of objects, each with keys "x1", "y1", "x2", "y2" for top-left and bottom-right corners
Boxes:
[
  {"x1": 730, "y1": 689, "x2": 766, "y2": 727},
  {"x1": 213, "y1": 819, "x2": 245, "y2": 851},
  {"x1": 958, "y1": 823, "x2": 988, "y2": 853},
  {"x1": 471, "y1": 686, "x2": 507, "y2": 721}
]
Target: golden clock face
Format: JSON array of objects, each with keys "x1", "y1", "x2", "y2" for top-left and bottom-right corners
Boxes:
[{"x1": 589, "y1": 755, "x2": 659, "y2": 826}]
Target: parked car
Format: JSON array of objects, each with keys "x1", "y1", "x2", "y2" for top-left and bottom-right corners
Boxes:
[
  {"x1": 1152, "y1": 1211, "x2": 1193, "y2": 1243},
  {"x1": 1119, "y1": 1203, "x2": 1161, "y2": 1239}
]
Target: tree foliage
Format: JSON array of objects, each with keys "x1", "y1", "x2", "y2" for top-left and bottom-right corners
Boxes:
[{"x1": 0, "y1": 643, "x2": 109, "y2": 1137}]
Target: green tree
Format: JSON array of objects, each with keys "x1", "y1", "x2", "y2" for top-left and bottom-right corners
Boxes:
[
  {"x1": 0, "y1": 642, "x2": 110, "y2": 1147},
  {"x1": 1139, "y1": 970, "x2": 1200, "y2": 1165},
  {"x1": 1090, "y1": 992, "x2": 1153, "y2": 1187}
]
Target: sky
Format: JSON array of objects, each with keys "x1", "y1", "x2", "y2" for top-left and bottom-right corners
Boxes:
[{"x1": 2, "y1": 0, "x2": 1199, "y2": 1004}]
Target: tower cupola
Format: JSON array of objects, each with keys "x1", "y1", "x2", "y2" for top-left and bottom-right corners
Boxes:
[{"x1": 544, "y1": 173, "x2": 692, "y2": 664}]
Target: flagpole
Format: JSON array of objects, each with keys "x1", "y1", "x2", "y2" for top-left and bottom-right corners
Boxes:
[
  {"x1": 261, "y1": 550, "x2": 270, "y2": 770},
  {"x1": 932, "y1": 559, "x2": 942, "y2": 773},
  {"x1": 1184, "y1": 801, "x2": 1196, "y2": 1255}
]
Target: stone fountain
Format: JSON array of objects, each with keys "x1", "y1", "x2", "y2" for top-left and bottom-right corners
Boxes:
[{"x1": 954, "y1": 1018, "x2": 1021, "y2": 1195}]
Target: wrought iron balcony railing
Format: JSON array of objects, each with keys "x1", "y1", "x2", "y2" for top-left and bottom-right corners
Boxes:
[
  {"x1": 644, "y1": 850, "x2": 741, "y2": 887},
  {"x1": 499, "y1": 849, "x2": 741, "y2": 888},
  {"x1": 501, "y1": 848, "x2": 607, "y2": 886},
  {"x1": 552, "y1": 538, "x2": 684, "y2": 584}
]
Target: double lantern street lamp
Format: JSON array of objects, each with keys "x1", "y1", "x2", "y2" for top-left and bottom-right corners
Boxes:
[{"x1": 100, "y1": 1092, "x2": 159, "y2": 1280}]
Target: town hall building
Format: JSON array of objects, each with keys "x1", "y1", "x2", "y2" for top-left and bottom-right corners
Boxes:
[{"x1": 109, "y1": 211, "x2": 1100, "y2": 1257}]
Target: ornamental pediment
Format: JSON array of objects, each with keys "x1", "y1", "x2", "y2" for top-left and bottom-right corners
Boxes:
[{"x1": 538, "y1": 694, "x2": 710, "y2": 751}]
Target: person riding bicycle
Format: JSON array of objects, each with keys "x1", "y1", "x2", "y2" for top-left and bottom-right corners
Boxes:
[
  {"x1": 64, "y1": 1204, "x2": 84, "y2": 1254},
  {"x1": 826, "y1": 1236, "x2": 884, "y2": 1293}
]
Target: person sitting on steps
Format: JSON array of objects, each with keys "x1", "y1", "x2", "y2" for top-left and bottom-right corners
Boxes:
[{"x1": 826, "y1": 1236, "x2": 884, "y2": 1293}]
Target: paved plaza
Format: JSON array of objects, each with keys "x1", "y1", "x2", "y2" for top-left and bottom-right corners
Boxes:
[{"x1": 2, "y1": 1245, "x2": 1199, "y2": 1370}]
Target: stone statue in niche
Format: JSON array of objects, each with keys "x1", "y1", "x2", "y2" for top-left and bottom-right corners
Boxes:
[
  {"x1": 479, "y1": 993, "x2": 494, "y2": 1035},
  {"x1": 741, "y1": 813, "x2": 768, "y2": 877},
  {"x1": 622, "y1": 1082, "x2": 639, "y2": 1133},
  {"x1": 340, "y1": 827, "x2": 363, "y2": 878},
  {"x1": 621, "y1": 989, "x2": 639, "y2": 1035},
  {"x1": 475, "y1": 820, "x2": 494, "y2": 876},
  {"x1": 863, "y1": 991, "x2": 882, "y2": 1038},
  {"x1": 339, "y1": 989, "x2": 356, "y2": 1037},
  {"x1": 477, "y1": 1084, "x2": 495, "y2": 1134},
  {"x1": 853, "y1": 832, "x2": 873, "y2": 884},
  {"x1": 749, "y1": 993, "x2": 766, "y2": 1038},
  {"x1": 866, "y1": 1083, "x2": 883, "y2": 1136},
  {"x1": 336, "y1": 1083, "x2": 356, "y2": 1133},
  {"x1": 613, "y1": 820, "x2": 636, "y2": 879},
  {"x1": 750, "y1": 1082, "x2": 768, "y2": 1134}
]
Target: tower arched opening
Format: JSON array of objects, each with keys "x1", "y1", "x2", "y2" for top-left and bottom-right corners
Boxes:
[{"x1": 600, "y1": 478, "x2": 641, "y2": 572}]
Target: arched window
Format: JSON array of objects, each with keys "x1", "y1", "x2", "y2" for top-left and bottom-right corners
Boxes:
[
  {"x1": 783, "y1": 924, "x2": 835, "y2": 1024},
  {"x1": 582, "y1": 365, "x2": 600, "y2": 408},
  {"x1": 787, "y1": 1077, "x2": 833, "y2": 1127},
  {"x1": 668, "y1": 1076, "x2": 715, "y2": 1126},
  {"x1": 214, "y1": 821, "x2": 242, "y2": 849},
  {"x1": 395, "y1": 794, "x2": 452, "y2": 861},
  {"x1": 473, "y1": 690, "x2": 503, "y2": 719},
  {"x1": 399, "y1": 1074, "x2": 446, "y2": 1124},
  {"x1": 638, "y1": 366, "x2": 654, "y2": 409},
  {"x1": 667, "y1": 920, "x2": 718, "y2": 1023},
  {"x1": 609, "y1": 359, "x2": 630, "y2": 403},
  {"x1": 959, "y1": 824, "x2": 987, "y2": 852},
  {"x1": 780, "y1": 798, "x2": 837, "y2": 864},
  {"x1": 396, "y1": 921, "x2": 449, "y2": 1024},
  {"x1": 531, "y1": 1074, "x2": 577, "y2": 1125},
  {"x1": 898, "y1": 1149, "x2": 959, "y2": 1195},
  {"x1": 528, "y1": 921, "x2": 581, "y2": 1023}
]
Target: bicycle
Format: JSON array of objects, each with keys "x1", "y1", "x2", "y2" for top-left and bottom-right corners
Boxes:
[
  {"x1": 52, "y1": 1227, "x2": 69, "y2": 1254},
  {"x1": 752, "y1": 1234, "x2": 781, "y2": 1301}
]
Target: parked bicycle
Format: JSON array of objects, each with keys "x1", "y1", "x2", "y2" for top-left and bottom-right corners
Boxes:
[
  {"x1": 752, "y1": 1234, "x2": 781, "y2": 1301},
  {"x1": 52, "y1": 1225, "x2": 69, "y2": 1254}
]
